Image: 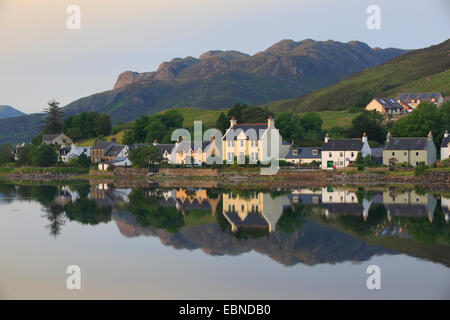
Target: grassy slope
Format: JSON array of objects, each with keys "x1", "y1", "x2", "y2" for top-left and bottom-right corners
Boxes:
[{"x1": 264, "y1": 39, "x2": 450, "y2": 113}]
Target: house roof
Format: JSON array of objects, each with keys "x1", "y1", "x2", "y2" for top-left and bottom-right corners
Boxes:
[
  {"x1": 155, "y1": 144, "x2": 175, "y2": 154},
  {"x1": 224, "y1": 211, "x2": 268, "y2": 229},
  {"x1": 42, "y1": 134, "x2": 60, "y2": 141},
  {"x1": 105, "y1": 157, "x2": 129, "y2": 165},
  {"x1": 285, "y1": 147, "x2": 322, "y2": 159},
  {"x1": 323, "y1": 139, "x2": 364, "y2": 151},
  {"x1": 93, "y1": 141, "x2": 114, "y2": 150},
  {"x1": 59, "y1": 147, "x2": 71, "y2": 156},
  {"x1": 223, "y1": 124, "x2": 268, "y2": 140},
  {"x1": 105, "y1": 145, "x2": 126, "y2": 157},
  {"x1": 172, "y1": 141, "x2": 213, "y2": 153},
  {"x1": 374, "y1": 98, "x2": 403, "y2": 110},
  {"x1": 371, "y1": 148, "x2": 384, "y2": 158},
  {"x1": 396, "y1": 92, "x2": 443, "y2": 103},
  {"x1": 384, "y1": 137, "x2": 429, "y2": 150},
  {"x1": 442, "y1": 136, "x2": 450, "y2": 148}
]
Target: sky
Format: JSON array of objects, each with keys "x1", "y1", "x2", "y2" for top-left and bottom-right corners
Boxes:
[{"x1": 0, "y1": 0, "x2": 449, "y2": 114}]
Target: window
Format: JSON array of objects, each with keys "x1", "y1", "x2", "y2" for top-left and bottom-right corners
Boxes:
[
  {"x1": 392, "y1": 152, "x2": 395, "y2": 156},
  {"x1": 293, "y1": 150, "x2": 298, "y2": 155},
  {"x1": 329, "y1": 153, "x2": 332, "y2": 158},
  {"x1": 404, "y1": 152, "x2": 407, "y2": 156},
  {"x1": 241, "y1": 205, "x2": 244, "y2": 211},
  {"x1": 240, "y1": 140, "x2": 244, "y2": 147},
  {"x1": 416, "y1": 152, "x2": 419, "y2": 156},
  {"x1": 312, "y1": 149, "x2": 318, "y2": 156},
  {"x1": 340, "y1": 152, "x2": 343, "y2": 157},
  {"x1": 351, "y1": 152, "x2": 354, "y2": 157}
]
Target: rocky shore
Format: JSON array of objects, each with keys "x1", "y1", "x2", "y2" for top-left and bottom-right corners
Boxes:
[{"x1": 3, "y1": 167, "x2": 449, "y2": 190}]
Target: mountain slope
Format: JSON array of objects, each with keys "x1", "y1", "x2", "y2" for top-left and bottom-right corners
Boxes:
[
  {"x1": 264, "y1": 39, "x2": 450, "y2": 112},
  {"x1": 0, "y1": 105, "x2": 25, "y2": 120},
  {"x1": 0, "y1": 39, "x2": 407, "y2": 145}
]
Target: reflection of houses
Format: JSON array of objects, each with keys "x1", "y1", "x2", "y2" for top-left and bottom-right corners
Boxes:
[
  {"x1": 89, "y1": 185, "x2": 131, "y2": 207},
  {"x1": 160, "y1": 188, "x2": 220, "y2": 216},
  {"x1": 53, "y1": 186, "x2": 79, "y2": 206},
  {"x1": 441, "y1": 197, "x2": 449, "y2": 223},
  {"x1": 320, "y1": 187, "x2": 370, "y2": 220},
  {"x1": 381, "y1": 190, "x2": 437, "y2": 222},
  {"x1": 222, "y1": 192, "x2": 290, "y2": 233}
]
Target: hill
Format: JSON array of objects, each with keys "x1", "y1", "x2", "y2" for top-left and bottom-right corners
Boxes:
[
  {"x1": 0, "y1": 105, "x2": 25, "y2": 120},
  {"x1": 264, "y1": 39, "x2": 450, "y2": 112},
  {"x1": 0, "y1": 39, "x2": 407, "y2": 145}
]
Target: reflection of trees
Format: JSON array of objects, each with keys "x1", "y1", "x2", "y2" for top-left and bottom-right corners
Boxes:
[
  {"x1": 233, "y1": 228, "x2": 269, "y2": 240},
  {"x1": 64, "y1": 199, "x2": 111, "y2": 225},
  {"x1": 392, "y1": 205, "x2": 450, "y2": 245},
  {"x1": 127, "y1": 189, "x2": 184, "y2": 233},
  {"x1": 334, "y1": 204, "x2": 386, "y2": 236},
  {"x1": 42, "y1": 203, "x2": 65, "y2": 238},
  {"x1": 0, "y1": 181, "x2": 16, "y2": 203},
  {"x1": 276, "y1": 205, "x2": 305, "y2": 235},
  {"x1": 16, "y1": 185, "x2": 59, "y2": 206}
]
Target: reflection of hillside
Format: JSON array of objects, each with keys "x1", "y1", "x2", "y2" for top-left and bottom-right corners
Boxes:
[{"x1": 111, "y1": 210, "x2": 394, "y2": 267}]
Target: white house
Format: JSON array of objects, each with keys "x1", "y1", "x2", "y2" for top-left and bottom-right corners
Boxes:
[
  {"x1": 441, "y1": 130, "x2": 449, "y2": 160},
  {"x1": 321, "y1": 133, "x2": 371, "y2": 169},
  {"x1": 98, "y1": 157, "x2": 131, "y2": 171},
  {"x1": 61, "y1": 144, "x2": 91, "y2": 163}
]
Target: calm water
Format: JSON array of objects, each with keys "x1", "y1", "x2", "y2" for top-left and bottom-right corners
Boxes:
[{"x1": 0, "y1": 182, "x2": 449, "y2": 299}]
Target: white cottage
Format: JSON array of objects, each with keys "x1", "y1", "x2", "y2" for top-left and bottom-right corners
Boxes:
[{"x1": 321, "y1": 133, "x2": 371, "y2": 169}]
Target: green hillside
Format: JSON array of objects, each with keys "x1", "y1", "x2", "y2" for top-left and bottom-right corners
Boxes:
[{"x1": 264, "y1": 39, "x2": 450, "y2": 113}]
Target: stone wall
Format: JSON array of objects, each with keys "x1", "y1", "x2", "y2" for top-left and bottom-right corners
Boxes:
[{"x1": 158, "y1": 168, "x2": 219, "y2": 177}]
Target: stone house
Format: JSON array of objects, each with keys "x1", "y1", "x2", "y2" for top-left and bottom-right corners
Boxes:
[
  {"x1": 382, "y1": 132, "x2": 436, "y2": 166},
  {"x1": 42, "y1": 133, "x2": 73, "y2": 145}
]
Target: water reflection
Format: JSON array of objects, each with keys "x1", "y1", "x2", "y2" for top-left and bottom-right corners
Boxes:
[{"x1": 0, "y1": 182, "x2": 449, "y2": 267}]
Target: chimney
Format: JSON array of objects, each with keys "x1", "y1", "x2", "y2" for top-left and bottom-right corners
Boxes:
[
  {"x1": 230, "y1": 116, "x2": 237, "y2": 128},
  {"x1": 445, "y1": 130, "x2": 449, "y2": 138},
  {"x1": 428, "y1": 131, "x2": 433, "y2": 141},
  {"x1": 324, "y1": 133, "x2": 329, "y2": 143},
  {"x1": 386, "y1": 132, "x2": 391, "y2": 143},
  {"x1": 267, "y1": 115, "x2": 274, "y2": 128},
  {"x1": 153, "y1": 139, "x2": 158, "y2": 146},
  {"x1": 362, "y1": 132, "x2": 367, "y2": 143}
]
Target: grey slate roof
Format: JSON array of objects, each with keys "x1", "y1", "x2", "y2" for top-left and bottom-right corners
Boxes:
[
  {"x1": 374, "y1": 98, "x2": 403, "y2": 110},
  {"x1": 105, "y1": 145, "x2": 126, "y2": 157},
  {"x1": 223, "y1": 211, "x2": 268, "y2": 228},
  {"x1": 384, "y1": 138, "x2": 428, "y2": 150},
  {"x1": 371, "y1": 148, "x2": 383, "y2": 158},
  {"x1": 42, "y1": 134, "x2": 60, "y2": 141},
  {"x1": 93, "y1": 141, "x2": 114, "y2": 150},
  {"x1": 223, "y1": 124, "x2": 268, "y2": 140},
  {"x1": 155, "y1": 144, "x2": 175, "y2": 154},
  {"x1": 323, "y1": 139, "x2": 364, "y2": 151},
  {"x1": 442, "y1": 136, "x2": 450, "y2": 148},
  {"x1": 396, "y1": 92, "x2": 443, "y2": 103},
  {"x1": 285, "y1": 147, "x2": 322, "y2": 159},
  {"x1": 172, "y1": 141, "x2": 213, "y2": 152}
]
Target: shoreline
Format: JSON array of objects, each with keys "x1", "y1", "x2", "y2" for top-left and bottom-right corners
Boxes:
[{"x1": 2, "y1": 167, "x2": 449, "y2": 191}]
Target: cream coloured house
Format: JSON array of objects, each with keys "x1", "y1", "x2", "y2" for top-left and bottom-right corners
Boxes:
[
  {"x1": 222, "y1": 116, "x2": 290, "y2": 164},
  {"x1": 169, "y1": 139, "x2": 221, "y2": 165},
  {"x1": 396, "y1": 92, "x2": 445, "y2": 109},
  {"x1": 383, "y1": 132, "x2": 436, "y2": 166},
  {"x1": 365, "y1": 98, "x2": 404, "y2": 114},
  {"x1": 321, "y1": 133, "x2": 371, "y2": 169}
]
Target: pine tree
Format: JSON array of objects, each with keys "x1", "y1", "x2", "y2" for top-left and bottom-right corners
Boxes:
[{"x1": 42, "y1": 99, "x2": 64, "y2": 134}]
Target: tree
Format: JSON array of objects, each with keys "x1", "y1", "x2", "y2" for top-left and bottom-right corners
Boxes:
[
  {"x1": 68, "y1": 153, "x2": 90, "y2": 168},
  {"x1": 42, "y1": 100, "x2": 64, "y2": 134},
  {"x1": 0, "y1": 144, "x2": 14, "y2": 164},
  {"x1": 161, "y1": 110, "x2": 184, "y2": 129},
  {"x1": 16, "y1": 144, "x2": 37, "y2": 166},
  {"x1": 145, "y1": 119, "x2": 167, "y2": 143},
  {"x1": 391, "y1": 102, "x2": 446, "y2": 149},
  {"x1": 32, "y1": 144, "x2": 57, "y2": 167},
  {"x1": 128, "y1": 145, "x2": 162, "y2": 168},
  {"x1": 216, "y1": 112, "x2": 229, "y2": 134},
  {"x1": 347, "y1": 110, "x2": 386, "y2": 144},
  {"x1": 94, "y1": 114, "x2": 112, "y2": 137}
]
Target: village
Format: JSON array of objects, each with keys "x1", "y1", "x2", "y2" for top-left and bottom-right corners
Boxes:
[{"x1": 8, "y1": 91, "x2": 448, "y2": 175}]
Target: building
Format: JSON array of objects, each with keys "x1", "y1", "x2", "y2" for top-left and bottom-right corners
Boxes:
[
  {"x1": 98, "y1": 157, "x2": 131, "y2": 171},
  {"x1": 42, "y1": 133, "x2": 73, "y2": 145},
  {"x1": 59, "y1": 144, "x2": 91, "y2": 163},
  {"x1": 365, "y1": 98, "x2": 405, "y2": 114},
  {"x1": 441, "y1": 130, "x2": 449, "y2": 160},
  {"x1": 170, "y1": 139, "x2": 220, "y2": 165},
  {"x1": 282, "y1": 147, "x2": 322, "y2": 165},
  {"x1": 58, "y1": 146, "x2": 71, "y2": 162},
  {"x1": 371, "y1": 147, "x2": 383, "y2": 165},
  {"x1": 222, "y1": 116, "x2": 289, "y2": 164},
  {"x1": 90, "y1": 138, "x2": 127, "y2": 163},
  {"x1": 321, "y1": 133, "x2": 371, "y2": 169},
  {"x1": 383, "y1": 131, "x2": 436, "y2": 166},
  {"x1": 396, "y1": 92, "x2": 445, "y2": 109}
]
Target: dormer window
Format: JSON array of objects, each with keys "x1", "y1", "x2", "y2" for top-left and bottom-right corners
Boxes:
[
  {"x1": 312, "y1": 149, "x2": 318, "y2": 156},
  {"x1": 292, "y1": 150, "x2": 299, "y2": 155}
]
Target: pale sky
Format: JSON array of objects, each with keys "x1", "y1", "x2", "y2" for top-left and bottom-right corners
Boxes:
[{"x1": 1, "y1": 0, "x2": 449, "y2": 114}]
